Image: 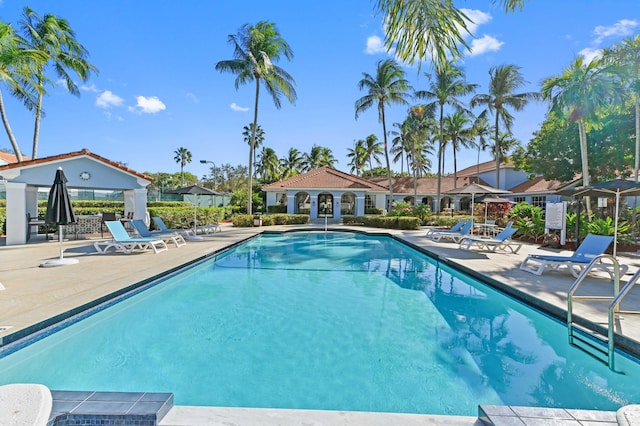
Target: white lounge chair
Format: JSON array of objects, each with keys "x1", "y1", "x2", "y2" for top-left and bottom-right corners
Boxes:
[
  {"x1": 520, "y1": 234, "x2": 626, "y2": 278},
  {"x1": 94, "y1": 221, "x2": 168, "y2": 254},
  {"x1": 431, "y1": 221, "x2": 473, "y2": 243},
  {"x1": 458, "y1": 227, "x2": 521, "y2": 253},
  {"x1": 131, "y1": 219, "x2": 186, "y2": 248},
  {"x1": 426, "y1": 221, "x2": 465, "y2": 238}
]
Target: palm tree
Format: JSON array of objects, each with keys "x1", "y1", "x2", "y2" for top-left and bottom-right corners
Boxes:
[
  {"x1": 347, "y1": 139, "x2": 368, "y2": 176},
  {"x1": 390, "y1": 122, "x2": 410, "y2": 174},
  {"x1": 280, "y1": 147, "x2": 303, "y2": 179},
  {"x1": 405, "y1": 105, "x2": 435, "y2": 196},
  {"x1": 471, "y1": 64, "x2": 538, "y2": 189},
  {"x1": 541, "y1": 57, "x2": 620, "y2": 194},
  {"x1": 242, "y1": 123, "x2": 265, "y2": 173},
  {"x1": 602, "y1": 35, "x2": 640, "y2": 183},
  {"x1": 415, "y1": 60, "x2": 477, "y2": 211},
  {"x1": 216, "y1": 21, "x2": 296, "y2": 215},
  {"x1": 372, "y1": 0, "x2": 527, "y2": 68},
  {"x1": 363, "y1": 134, "x2": 383, "y2": 174},
  {"x1": 303, "y1": 145, "x2": 336, "y2": 171},
  {"x1": 0, "y1": 22, "x2": 44, "y2": 162},
  {"x1": 173, "y1": 147, "x2": 192, "y2": 187},
  {"x1": 443, "y1": 110, "x2": 474, "y2": 187},
  {"x1": 19, "y1": 7, "x2": 97, "y2": 159},
  {"x1": 256, "y1": 146, "x2": 280, "y2": 182},
  {"x1": 471, "y1": 116, "x2": 493, "y2": 179},
  {"x1": 356, "y1": 59, "x2": 412, "y2": 208}
]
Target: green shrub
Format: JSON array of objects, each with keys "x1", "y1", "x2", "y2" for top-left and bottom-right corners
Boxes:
[
  {"x1": 267, "y1": 205, "x2": 287, "y2": 214},
  {"x1": 232, "y1": 213, "x2": 309, "y2": 227},
  {"x1": 365, "y1": 207, "x2": 384, "y2": 215},
  {"x1": 232, "y1": 214, "x2": 254, "y2": 227},
  {"x1": 149, "y1": 207, "x2": 224, "y2": 230},
  {"x1": 271, "y1": 214, "x2": 289, "y2": 225},
  {"x1": 261, "y1": 215, "x2": 274, "y2": 226},
  {"x1": 0, "y1": 207, "x2": 5, "y2": 235},
  {"x1": 343, "y1": 215, "x2": 420, "y2": 230}
]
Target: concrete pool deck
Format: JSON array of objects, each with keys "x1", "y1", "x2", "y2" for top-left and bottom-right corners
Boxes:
[{"x1": 1, "y1": 223, "x2": 639, "y2": 425}]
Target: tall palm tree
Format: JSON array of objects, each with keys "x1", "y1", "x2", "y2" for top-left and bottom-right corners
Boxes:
[
  {"x1": 405, "y1": 105, "x2": 435, "y2": 196},
  {"x1": 471, "y1": 115, "x2": 493, "y2": 179},
  {"x1": 356, "y1": 59, "x2": 412, "y2": 208},
  {"x1": 256, "y1": 146, "x2": 280, "y2": 182},
  {"x1": 471, "y1": 64, "x2": 538, "y2": 189},
  {"x1": 363, "y1": 134, "x2": 383, "y2": 174},
  {"x1": 280, "y1": 147, "x2": 303, "y2": 179},
  {"x1": 216, "y1": 21, "x2": 296, "y2": 214},
  {"x1": 242, "y1": 123, "x2": 265, "y2": 173},
  {"x1": 541, "y1": 57, "x2": 620, "y2": 193},
  {"x1": 373, "y1": 0, "x2": 527, "y2": 68},
  {"x1": 390, "y1": 121, "x2": 410, "y2": 174},
  {"x1": 19, "y1": 7, "x2": 97, "y2": 159},
  {"x1": 173, "y1": 147, "x2": 192, "y2": 187},
  {"x1": 347, "y1": 139, "x2": 368, "y2": 176},
  {"x1": 0, "y1": 22, "x2": 44, "y2": 162},
  {"x1": 415, "y1": 60, "x2": 477, "y2": 211},
  {"x1": 443, "y1": 110, "x2": 474, "y2": 187},
  {"x1": 303, "y1": 145, "x2": 336, "y2": 171},
  {"x1": 602, "y1": 35, "x2": 640, "y2": 183}
]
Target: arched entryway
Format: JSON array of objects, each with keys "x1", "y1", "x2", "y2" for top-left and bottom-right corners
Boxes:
[
  {"x1": 421, "y1": 197, "x2": 433, "y2": 209},
  {"x1": 341, "y1": 192, "x2": 355, "y2": 215},
  {"x1": 318, "y1": 192, "x2": 333, "y2": 217},
  {"x1": 403, "y1": 196, "x2": 415, "y2": 205},
  {"x1": 295, "y1": 192, "x2": 310, "y2": 214}
]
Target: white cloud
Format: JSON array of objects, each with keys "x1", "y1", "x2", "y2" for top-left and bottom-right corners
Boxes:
[
  {"x1": 468, "y1": 34, "x2": 504, "y2": 56},
  {"x1": 460, "y1": 9, "x2": 492, "y2": 36},
  {"x1": 593, "y1": 19, "x2": 638, "y2": 44},
  {"x1": 579, "y1": 47, "x2": 602, "y2": 64},
  {"x1": 132, "y1": 96, "x2": 166, "y2": 114},
  {"x1": 365, "y1": 35, "x2": 386, "y2": 54},
  {"x1": 230, "y1": 102, "x2": 249, "y2": 112},
  {"x1": 95, "y1": 90, "x2": 124, "y2": 108},
  {"x1": 81, "y1": 83, "x2": 100, "y2": 93},
  {"x1": 185, "y1": 92, "x2": 199, "y2": 103}
]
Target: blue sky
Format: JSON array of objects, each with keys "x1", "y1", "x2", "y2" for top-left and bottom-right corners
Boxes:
[{"x1": 0, "y1": 1, "x2": 638, "y2": 179}]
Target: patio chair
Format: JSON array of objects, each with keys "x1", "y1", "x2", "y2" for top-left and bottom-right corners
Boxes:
[
  {"x1": 130, "y1": 219, "x2": 186, "y2": 248},
  {"x1": 430, "y1": 221, "x2": 473, "y2": 243},
  {"x1": 94, "y1": 221, "x2": 168, "y2": 254},
  {"x1": 152, "y1": 216, "x2": 193, "y2": 237},
  {"x1": 458, "y1": 227, "x2": 522, "y2": 253},
  {"x1": 100, "y1": 212, "x2": 118, "y2": 238},
  {"x1": 26, "y1": 213, "x2": 49, "y2": 241},
  {"x1": 425, "y1": 221, "x2": 465, "y2": 239},
  {"x1": 519, "y1": 234, "x2": 627, "y2": 278}
]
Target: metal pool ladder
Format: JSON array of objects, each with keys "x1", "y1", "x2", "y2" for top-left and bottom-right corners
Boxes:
[{"x1": 567, "y1": 254, "x2": 640, "y2": 370}]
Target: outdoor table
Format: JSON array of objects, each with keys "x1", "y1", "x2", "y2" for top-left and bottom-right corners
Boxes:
[{"x1": 474, "y1": 223, "x2": 498, "y2": 237}]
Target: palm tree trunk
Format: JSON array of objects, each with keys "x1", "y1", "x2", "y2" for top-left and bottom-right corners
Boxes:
[
  {"x1": 381, "y1": 107, "x2": 393, "y2": 210},
  {"x1": 453, "y1": 141, "x2": 458, "y2": 188},
  {"x1": 248, "y1": 80, "x2": 261, "y2": 215},
  {"x1": 0, "y1": 90, "x2": 23, "y2": 162},
  {"x1": 578, "y1": 119, "x2": 592, "y2": 215},
  {"x1": 494, "y1": 113, "x2": 500, "y2": 189},
  {"x1": 436, "y1": 104, "x2": 444, "y2": 213},
  {"x1": 31, "y1": 74, "x2": 45, "y2": 159}
]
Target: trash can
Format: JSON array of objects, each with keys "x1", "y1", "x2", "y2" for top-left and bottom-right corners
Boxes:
[{"x1": 253, "y1": 214, "x2": 262, "y2": 227}]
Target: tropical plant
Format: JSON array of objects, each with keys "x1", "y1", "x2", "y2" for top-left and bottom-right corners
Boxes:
[
  {"x1": 173, "y1": 147, "x2": 192, "y2": 187},
  {"x1": 442, "y1": 110, "x2": 474, "y2": 187},
  {"x1": 0, "y1": 21, "x2": 45, "y2": 162},
  {"x1": 372, "y1": 0, "x2": 527, "y2": 68},
  {"x1": 363, "y1": 134, "x2": 383, "y2": 173},
  {"x1": 356, "y1": 59, "x2": 412, "y2": 208},
  {"x1": 507, "y1": 202, "x2": 545, "y2": 240},
  {"x1": 390, "y1": 121, "x2": 410, "y2": 174},
  {"x1": 471, "y1": 64, "x2": 538, "y2": 189},
  {"x1": 242, "y1": 123, "x2": 264, "y2": 172},
  {"x1": 415, "y1": 60, "x2": 477, "y2": 211},
  {"x1": 256, "y1": 146, "x2": 280, "y2": 182},
  {"x1": 347, "y1": 139, "x2": 367, "y2": 176},
  {"x1": 19, "y1": 7, "x2": 97, "y2": 159},
  {"x1": 216, "y1": 21, "x2": 297, "y2": 214},
  {"x1": 280, "y1": 147, "x2": 303, "y2": 179},
  {"x1": 471, "y1": 115, "x2": 492, "y2": 178},
  {"x1": 303, "y1": 145, "x2": 336, "y2": 170}
]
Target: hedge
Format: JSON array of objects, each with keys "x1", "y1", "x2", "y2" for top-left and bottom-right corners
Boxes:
[
  {"x1": 342, "y1": 215, "x2": 420, "y2": 230},
  {"x1": 232, "y1": 214, "x2": 310, "y2": 227}
]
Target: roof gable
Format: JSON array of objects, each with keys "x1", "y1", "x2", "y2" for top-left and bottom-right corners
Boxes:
[{"x1": 262, "y1": 167, "x2": 388, "y2": 191}]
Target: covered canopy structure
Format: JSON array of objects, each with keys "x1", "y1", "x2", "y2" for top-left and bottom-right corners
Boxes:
[{"x1": 0, "y1": 149, "x2": 153, "y2": 245}]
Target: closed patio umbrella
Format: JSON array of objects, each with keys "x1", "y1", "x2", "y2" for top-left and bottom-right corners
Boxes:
[
  {"x1": 40, "y1": 167, "x2": 78, "y2": 267},
  {"x1": 166, "y1": 185, "x2": 220, "y2": 240}
]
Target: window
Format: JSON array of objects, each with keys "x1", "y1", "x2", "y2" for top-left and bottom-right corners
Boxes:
[
  {"x1": 513, "y1": 196, "x2": 526, "y2": 204},
  {"x1": 531, "y1": 196, "x2": 546, "y2": 209},
  {"x1": 365, "y1": 195, "x2": 375, "y2": 209}
]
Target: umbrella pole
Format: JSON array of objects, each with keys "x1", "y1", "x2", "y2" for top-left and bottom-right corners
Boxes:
[{"x1": 614, "y1": 192, "x2": 620, "y2": 257}]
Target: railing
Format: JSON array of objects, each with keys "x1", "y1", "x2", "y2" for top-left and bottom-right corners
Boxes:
[{"x1": 567, "y1": 254, "x2": 640, "y2": 370}]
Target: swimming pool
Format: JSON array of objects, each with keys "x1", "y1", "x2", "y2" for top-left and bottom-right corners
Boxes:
[{"x1": 0, "y1": 231, "x2": 638, "y2": 416}]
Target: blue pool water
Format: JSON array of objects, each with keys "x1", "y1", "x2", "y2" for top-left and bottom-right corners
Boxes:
[{"x1": 0, "y1": 231, "x2": 639, "y2": 415}]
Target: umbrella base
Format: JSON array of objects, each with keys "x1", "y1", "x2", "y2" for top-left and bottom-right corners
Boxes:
[{"x1": 40, "y1": 258, "x2": 79, "y2": 268}]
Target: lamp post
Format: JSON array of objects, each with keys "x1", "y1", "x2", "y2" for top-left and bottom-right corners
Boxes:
[{"x1": 199, "y1": 160, "x2": 216, "y2": 190}]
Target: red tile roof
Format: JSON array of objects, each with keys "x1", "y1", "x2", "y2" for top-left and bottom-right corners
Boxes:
[
  {"x1": 457, "y1": 158, "x2": 514, "y2": 176},
  {"x1": 0, "y1": 148, "x2": 152, "y2": 181},
  {"x1": 0, "y1": 151, "x2": 30, "y2": 164},
  {"x1": 366, "y1": 175, "x2": 489, "y2": 194},
  {"x1": 262, "y1": 167, "x2": 389, "y2": 190},
  {"x1": 508, "y1": 176, "x2": 569, "y2": 193}
]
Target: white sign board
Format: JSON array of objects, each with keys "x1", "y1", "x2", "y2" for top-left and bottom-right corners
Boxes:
[{"x1": 545, "y1": 201, "x2": 567, "y2": 245}]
